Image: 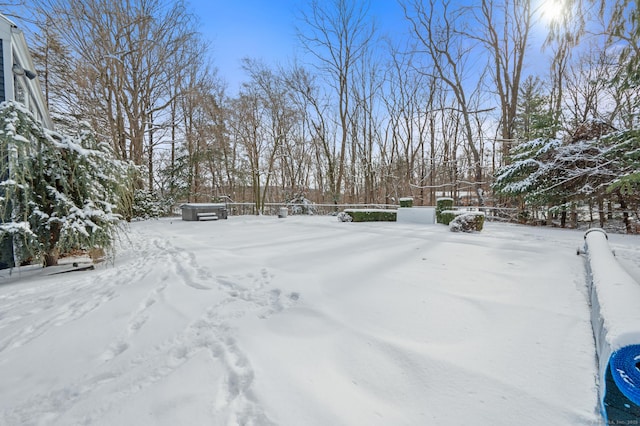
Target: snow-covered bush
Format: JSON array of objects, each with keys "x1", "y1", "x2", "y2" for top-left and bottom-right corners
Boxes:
[
  {"x1": 132, "y1": 189, "x2": 172, "y2": 220},
  {"x1": 449, "y1": 213, "x2": 485, "y2": 233},
  {"x1": 439, "y1": 210, "x2": 459, "y2": 225},
  {"x1": 399, "y1": 197, "x2": 413, "y2": 208},
  {"x1": 287, "y1": 194, "x2": 317, "y2": 215},
  {"x1": 337, "y1": 211, "x2": 353, "y2": 222},
  {"x1": 0, "y1": 102, "x2": 132, "y2": 266},
  {"x1": 436, "y1": 198, "x2": 454, "y2": 223}
]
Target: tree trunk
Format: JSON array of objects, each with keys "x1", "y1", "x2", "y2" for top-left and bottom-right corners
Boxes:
[
  {"x1": 598, "y1": 198, "x2": 605, "y2": 228},
  {"x1": 44, "y1": 251, "x2": 59, "y2": 267},
  {"x1": 620, "y1": 196, "x2": 631, "y2": 233}
]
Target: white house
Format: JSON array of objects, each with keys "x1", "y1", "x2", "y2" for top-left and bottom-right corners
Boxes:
[
  {"x1": 0, "y1": 13, "x2": 53, "y2": 269},
  {"x1": 0, "y1": 13, "x2": 52, "y2": 128}
]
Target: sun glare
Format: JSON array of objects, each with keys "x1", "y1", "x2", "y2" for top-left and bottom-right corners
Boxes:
[{"x1": 541, "y1": 0, "x2": 565, "y2": 23}]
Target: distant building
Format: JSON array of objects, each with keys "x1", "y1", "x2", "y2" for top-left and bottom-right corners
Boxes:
[
  {"x1": 0, "y1": 13, "x2": 53, "y2": 269},
  {"x1": 0, "y1": 13, "x2": 52, "y2": 128}
]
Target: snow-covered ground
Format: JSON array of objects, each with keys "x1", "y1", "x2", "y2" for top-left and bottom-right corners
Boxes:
[{"x1": 1, "y1": 216, "x2": 639, "y2": 426}]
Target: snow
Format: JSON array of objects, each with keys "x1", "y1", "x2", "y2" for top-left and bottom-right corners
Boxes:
[{"x1": 1, "y1": 216, "x2": 639, "y2": 425}]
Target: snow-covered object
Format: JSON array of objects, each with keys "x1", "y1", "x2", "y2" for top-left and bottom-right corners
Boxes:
[
  {"x1": 583, "y1": 228, "x2": 640, "y2": 421},
  {"x1": 396, "y1": 207, "x2": 435, "y2": 224},
  {"x1": 286, "y1": 195, "x2": 317, "y2": 215},
  {"x1": 336, "y1": 211, "x2": 352, "y2": 222},
  {"x1": 449, "y1": 212, "x2": 485, "y2": 232}
]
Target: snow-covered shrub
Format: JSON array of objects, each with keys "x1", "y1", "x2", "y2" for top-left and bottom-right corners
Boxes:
[
  {"x1": 0, "y1": 102, "x2": 132, "y2": 266},
  {"x1": 344, "y1": 209, "x2": 397, "y2": 222},
  {"x1": 399, "y1": 197, "x2": 413, "y2": 208},
  {"x1": 436, "y1": 198, "x2": 454, "y2": 223},
  {"x1": 287, "y1": 194, "x2": 317, "y2": 215},
  {"x1": 337, "y1": 211, "x2": 353, "y2": 222},
  {"x1": 439, "y1": 210, "x2": 459, "y2": 225},
  {"x1": 449, "y1": 213, "x2": 485, "y2": 233},
  {"x1": 132, "y1": 189, "x2": 171, "y2": 220}
]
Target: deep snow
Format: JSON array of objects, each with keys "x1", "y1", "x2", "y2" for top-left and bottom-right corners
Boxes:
[{"x1": 1, "y1": 216, "x2": 639, "y2": 425}]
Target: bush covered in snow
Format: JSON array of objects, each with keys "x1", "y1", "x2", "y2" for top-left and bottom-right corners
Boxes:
[
  {"x1": 439, "y1": 210, "x2": 459, "y2": 226},
  {"x1": 436, "y1": 198, "x2": 454, "y2": 223},
  {"x1": 337, "y1": 212, "x2": 353, "y2": 222},
  {"x1": 132, "y1": 189, "x2": 172, "y2": 220},
  {"x1": 0, "y1": 102, "x2": 133, "y2": 266},
  {"x1": 399, "y1": 197, "x2": 413, "y2": 208},
  {"x1": 449, "y1": 213, "x2": 485, "y2": 233},
  {"x1": 286, "y1": 194, "x2": 317, "y2": 215}
]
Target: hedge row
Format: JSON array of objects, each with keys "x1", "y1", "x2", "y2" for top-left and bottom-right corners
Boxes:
[{"x1": 343, "y1": 209, "x2": 397, "y2": 222}]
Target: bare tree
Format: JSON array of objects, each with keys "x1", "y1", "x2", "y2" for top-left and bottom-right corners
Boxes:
[
  {"x1": 403, "y1": 0, "x2": 488, "y2": 204},
  {"x1": 285, "y1": 65, "x2": 336, "y2": 204},
  {"x1": 382, "y1": 41, "x2": 432, "y2": 204},
  {"x1": 32, "y1": 0, "x2": 202, "y2": 189},
  {"x1": 2, "y1": 2, "x2": 26, "y2": 20},
  {"x1": 469, "y1": 0, "x2": 534, "y2": 161},
  {"x1": 350, "y1": 47, "x2": 384, "y2": 203},
  {"x1": 242, "y1": 59, "x2": 301, "y2": 209},
  {"x1": 562, "y1": 46, "x2": 615, "y2": 129},
  {"x1": 297, "y1": 0, "x2": 375, "y2": 204}
]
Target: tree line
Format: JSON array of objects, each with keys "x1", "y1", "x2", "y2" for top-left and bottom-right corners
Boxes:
[{"x1": 12, "y1": 0, "x2": 640, "y2": 227}]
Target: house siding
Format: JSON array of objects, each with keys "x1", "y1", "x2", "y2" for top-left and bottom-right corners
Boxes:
[{"x1": 0, "y1": 40, "x2": 4, "y2": 102}]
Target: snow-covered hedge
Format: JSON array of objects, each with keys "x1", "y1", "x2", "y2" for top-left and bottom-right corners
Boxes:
[
  {"x1": 439, "y1": 210, "x2": 460, "y2": 226},
  {"x1": 436, "y1": 198, "x2": 454, "y2": 223},
  {"x1": 343, "y1": 209, "x2": 397, "y2": 222},
  {"x1": 399, "y1": 197, "x2": 413, "y2": 208}
]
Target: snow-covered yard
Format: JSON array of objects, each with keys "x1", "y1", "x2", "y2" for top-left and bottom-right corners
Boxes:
[{"x1": 1, "y1": 216, "x2": 639, "y2": 425}]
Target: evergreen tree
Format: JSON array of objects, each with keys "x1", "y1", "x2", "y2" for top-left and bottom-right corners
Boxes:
[
  {"x1": 494, "y1": 121, "x2": 638, "y2": 229},
  {"x1": 0, "y1": 102, "x2": 132, "y2": 267},
  {"x1": 492, "y1": 136, "x2": 565, "y2": 206},
  {"x1": 514, "y1": 76, "x2": 556, "y2": 142}
]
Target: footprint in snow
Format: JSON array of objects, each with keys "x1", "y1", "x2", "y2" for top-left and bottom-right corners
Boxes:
[{"x1": 215, "y1": 270, "x2": 300, "y2": 319}]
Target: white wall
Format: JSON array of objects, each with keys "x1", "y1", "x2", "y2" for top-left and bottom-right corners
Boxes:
[{"x1": 396, "y1": 207, "x2": 436, "y2": 225}]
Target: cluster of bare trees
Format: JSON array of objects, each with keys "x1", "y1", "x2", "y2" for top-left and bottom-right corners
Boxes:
[{"x1": 16, "y1": 0, "x2": 639, "y2": 214}]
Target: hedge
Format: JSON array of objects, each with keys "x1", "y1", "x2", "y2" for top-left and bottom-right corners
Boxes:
[
  {"x1": 439, "y1": 210, "x2": 460, "y2": 225},
  {"x1": 399, "y1": 197, "x2": 413, "y2": 208},
  {"x1": 343, "y1": 209, "x2": 397, "y2": 222},
  {"x1": 436, "y1": 198, "x2": 454, "y2": 223}
]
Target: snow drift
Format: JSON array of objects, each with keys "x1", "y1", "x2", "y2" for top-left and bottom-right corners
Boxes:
[{"x1": 2, "y1": 216, "x2": 639, "y2": 425}]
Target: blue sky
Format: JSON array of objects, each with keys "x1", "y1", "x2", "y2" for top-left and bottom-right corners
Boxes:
[{"x1": 188, "y1": 0, "x2": 408, "y2": 93}]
